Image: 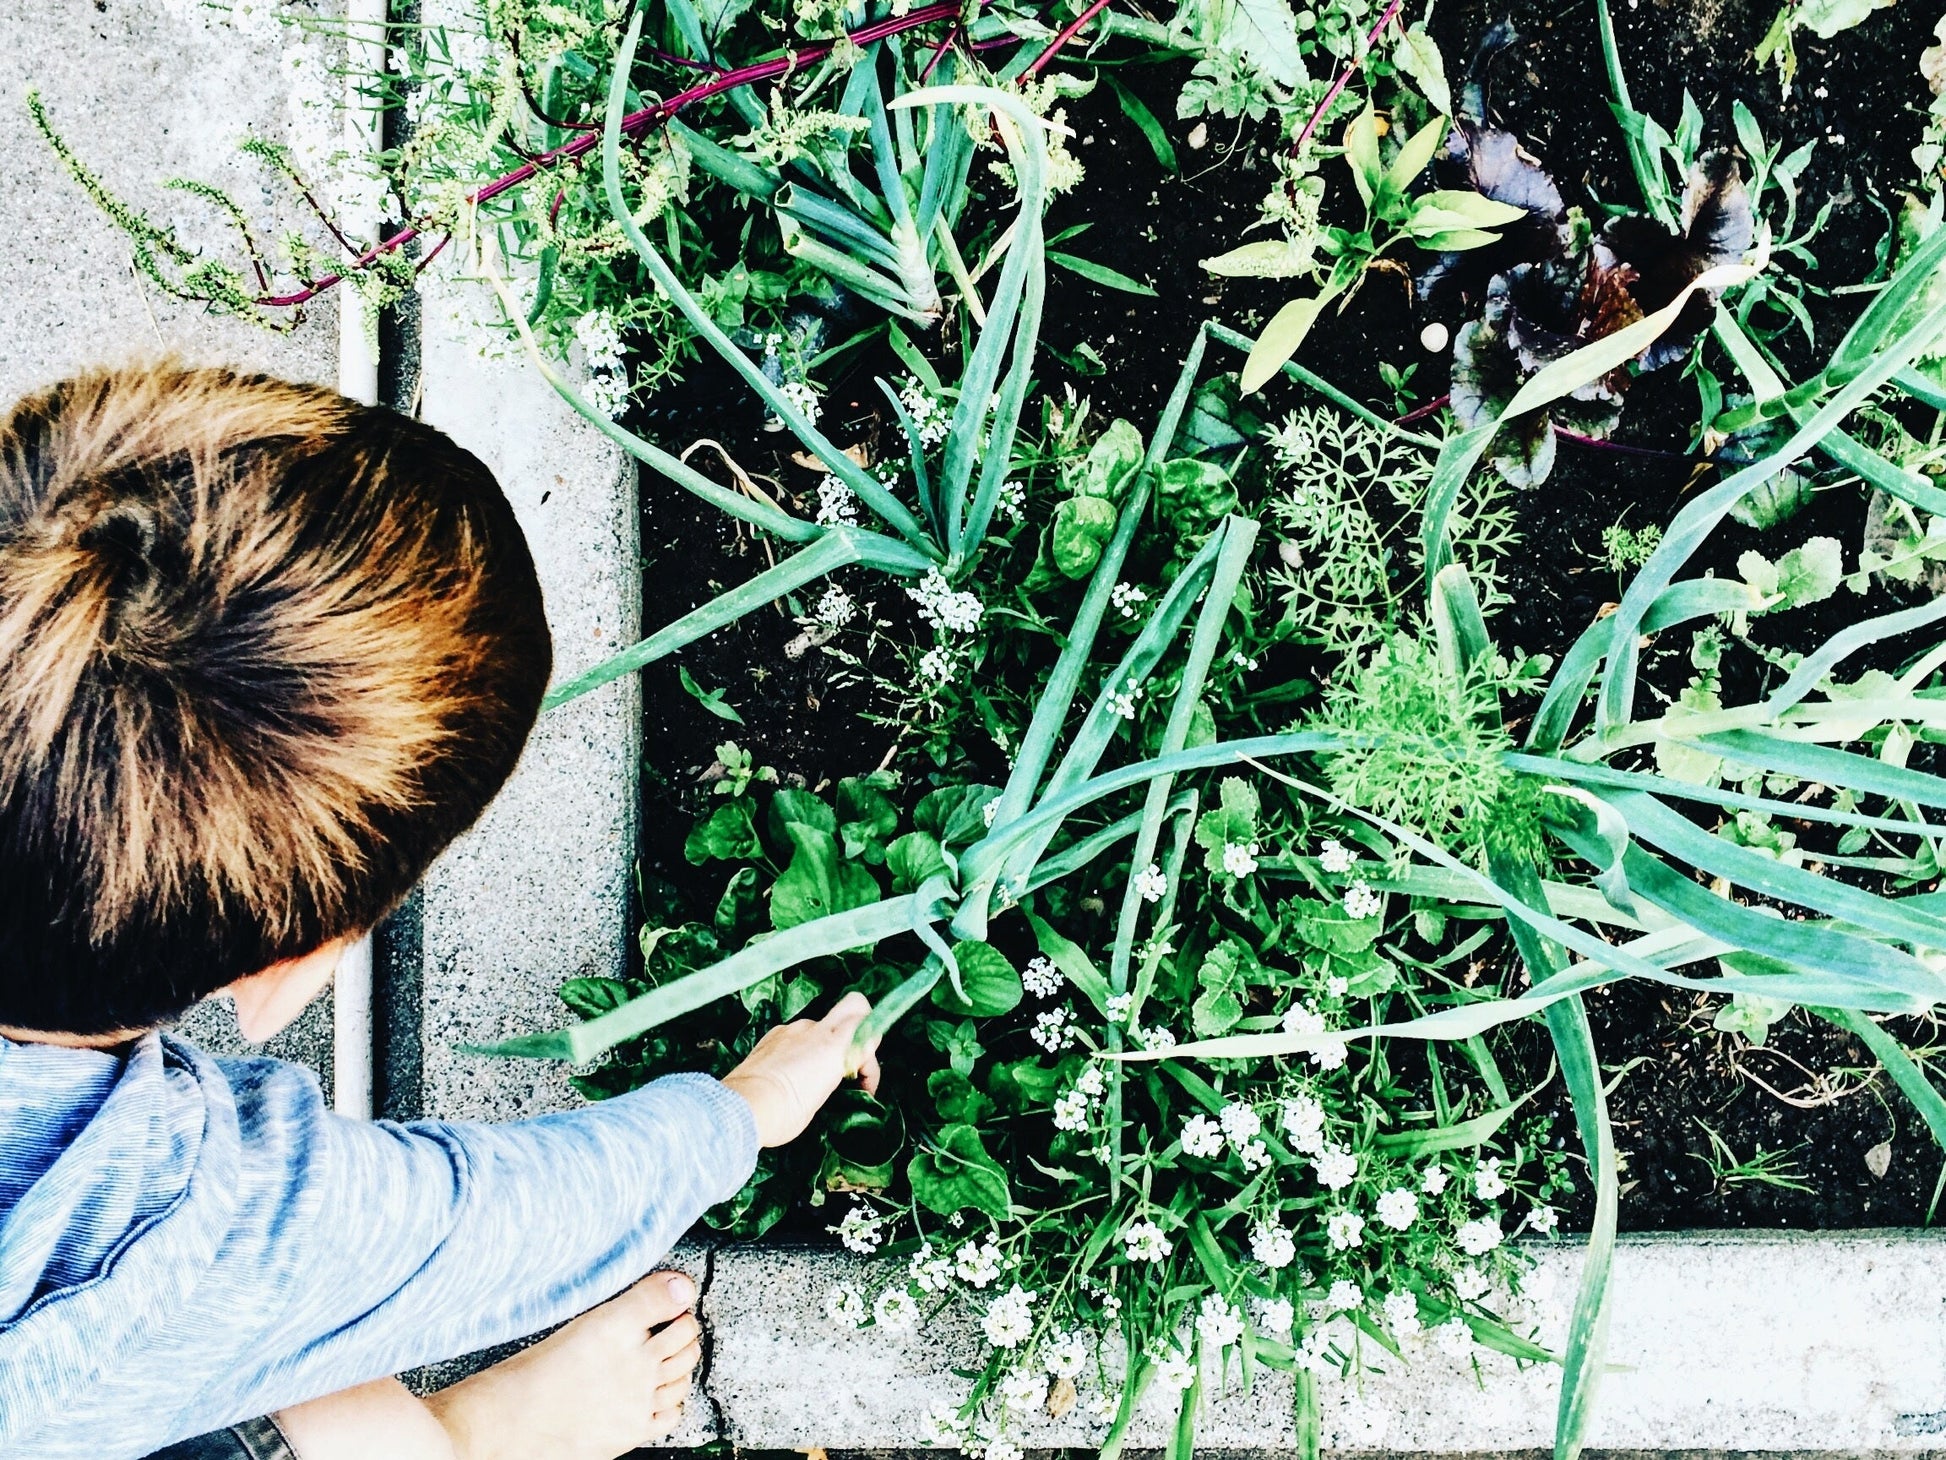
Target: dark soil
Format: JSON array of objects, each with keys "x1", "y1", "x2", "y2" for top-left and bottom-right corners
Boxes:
[{"x1": 630, "y1": 0, "x2": 1946, "y2": 1231}]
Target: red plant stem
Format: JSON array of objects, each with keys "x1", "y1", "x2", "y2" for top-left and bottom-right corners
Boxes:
[
  {"x1": 1394, "y1": 391, "x2": 1449, "y2": 425},
  {"x1": 1290, "y1": 0, "x2": 1405, "y2": 155},
  {"x1": 920, "y1": 24, "x2": 958, "y2": 83},
  {"x1": 1025, "y1": 0, "x2": 1114, "y2": 77},
  {"x1": 256, "y1": 0, "x2": 979, "y2": 307},
  {"x1": 1553, "y1": 428, "x2": 1701, "y2": 463}
]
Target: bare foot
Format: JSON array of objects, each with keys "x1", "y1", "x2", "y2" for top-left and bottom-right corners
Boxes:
[{"x1": 425, "y1": 1270, "x2": 705, "y2": 1460}]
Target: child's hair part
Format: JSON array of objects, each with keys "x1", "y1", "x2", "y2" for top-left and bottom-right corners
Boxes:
[{"x1": 0, "y1": 362, "x2": 551, "y2": 1035}]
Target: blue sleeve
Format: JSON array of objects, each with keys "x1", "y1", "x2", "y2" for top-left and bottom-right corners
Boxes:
[{"x1": 218, "y1": 1066, "x2": 758, "y2": 1419}]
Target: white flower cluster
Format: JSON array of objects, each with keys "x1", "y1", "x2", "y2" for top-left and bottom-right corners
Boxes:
[
  {"x1": 1279, "y1": 1002, "x2": 1348, "y2": 1070},
  {"x1": 899, "y1": 376, "x2": 953, "y2": 446},
  {"x1": 982, "y1": 1284, "x2": 1035, "y2": 1347},
  {"x1": 997, "y1": 1368, "x2": 1046, "y2": 1412},
  {"x1": 874, "y1": 1286, "x2": 920, "y2": 1332},
  {"x1": 777, "y1": 379, "x2": 822, "y2": 426},
  {"x1": 910, "y1": 1242, "x2": 954, "y2": 1293},
  {"x1": 1455, "y1": 1217, "x2": 1504, "y2": 1256},
  {"x1": 815, "y1": 473, "x2": 859, "y2": 526},
  {"x1": 1222, "y1": 842, "x2": 1261, "y2": 878},
  {"x1": 1258, "y1": 1296, "x2": 1295, "y2": 1335},
  {"x1": 1110, "y1": 582, "x2": 1148, "y2": 619},
  {"x1": 1043, "y1": 1328, "x2": 1088, "y2": 1377},
  {"x1": 1422, "y1": 1164, "x2": 1450, "y2": 1196},
  {"x1": 1383, "y1": 1290, "x2": 1420, "y2": 1337},
  {"x1": 825, "y1": 1282, "x2": 867, "y2": 1326},
  {"x1": 1313, "y1": 1144, "x2": 1358, "y2": 1191},
  {"x1": 1180, "y1": 1113, "x2": 1224, "y2": 1159},
  {"x1": 1473, "y1": 1157, "x2": 1507, "y2": 1201},
  {"x1": 575, "y1": 311, "x2": 631, "y2": 420},
  {"x1": 1451, "y1": 1265, "x2": 1491, "y2": 1301},
  {"x1": 1195, "y1": 1294, "x2": 1245, "y2": 1350},
  {"x1": 908, "y1": 568, "x2": 984, "y2": 634},
  {"x1": 1344, "y1": 881, "x2": 1384, "y2": 921},
  {"x1": 1319, "y1": 838, "x2": 1356, "y2": 874},
  {"x1": 830, "y1": 1202, "x2": 886, "y2": 1254},
  {"x1": 1527, "y1": 1205, "x2": 1560, "y2": 1234},
  {"x1": 1031, "y1": 1008, "x2": 1078, "y2": 1052},
  {"x1": 1219, "y1": 1100, "x2": 1269, "y2": 1168},
  {"x1": 1326, "y1": 1211, "x2": 1364, "y2": 1250},
  {"x1": 1293, "y1": 1325, "x2": 1336, "y2": 1375},
  {"x1": 1132, "y1": 1025, "x2": 1176, "y2": 1052},
  {"x1": 1324, "y1": 1278, "x2": 1363, "y2": 1314},
  {"x1": 1105, "y1": 680, "x2": 1144, "y2": 720},
  {"x1": 1374, "y1": 1187, "x2": 1419, "y2": 1231},
  {"x1": 1250, "y1": 1220, "x2": 1296, "y2": 1269},
  {"x1": 956, "y1": 1236, "x2": 1004, "y2": 1287},
  {"x1": 1052, "y1": 1063, "x2": 1106, "y2": 1132},
  {"x1": 1280, "y1": 1092, "x2": 1326, "y2": 1152},
  {"x1": 996, "y1": 480, "x2": 1027, "y2": 522},
  {"x1": 1132, "y1": 863, "x2": 1167, "y2": 903},
  {"x1": 1122, "y1": 1217, "x2": 1172, "y2": 1263},
  {"x1": 815, "y1": 585, "x2": 856, "y2": 627},
  {"x1": 919, "y1": 645, "x2": 956, "y2": 684},
  {"x1": 1022, "y1": 956, "x2": 1063, "y2": 998},
  {"x1": 1153, "y1": 1349, "x2": 1196, "y2": 1391}
]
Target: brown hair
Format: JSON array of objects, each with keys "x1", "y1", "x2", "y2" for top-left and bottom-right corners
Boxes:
[{"x1": 0, "y1": 362, "x2": 550, "y2": 1034}]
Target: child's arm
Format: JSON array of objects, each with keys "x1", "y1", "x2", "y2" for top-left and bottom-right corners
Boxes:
[{"x1": 192, "y1": 997, "x2": 877, "y2": 1442}]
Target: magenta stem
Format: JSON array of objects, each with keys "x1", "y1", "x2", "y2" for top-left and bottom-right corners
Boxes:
[
  {"x1": 1553, "y1": 428, "x2": 1700, "y2": 463},
  {"x1": 1026, "y1": 0, "x2": 1114, "y2": 77},
  {"x1": 1291, "y1": 0, "x2": 1405, "y2": 155},
  {"x1": 1394, "y1": 391, "x2": 1449, "y2": 425},
  {"x1": 920, "y1": 24, "x2": 958, "y2": 83}
]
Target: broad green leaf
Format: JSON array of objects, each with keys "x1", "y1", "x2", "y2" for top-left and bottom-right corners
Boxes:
[
  {"x1": 1209, "y1": 0, "x2": 1305, "y2": 89},
  {"x1": 908, "y1": 1123, "x2": 1012, "y2": 1221},
  {"x1": 1393, "y1": 26, "x2": 1452, "y2": 114},
  {"x1": 915, "y1": 783, "x2": 1003, "y2": 847},
  {"x1": 887, "y1": 830, "x2": 950, "y2": 894},
  {"x1": 1053, "y1": 494, "x2": 1121, "y2": 577},
  {"x1": 768, "y1": 788, "x2": 836, "y2": 846},
  {"x1": 560, "y1": 976, "x2": 636, "y2": 1019},
  {"x1": 1772, "y1": 537, "x2": 1844, "y2": 609},
  {"x1": 928, "y1": 1068, "x2": 995, "y2": 1124},
  {"x1": 1155, "y1": 457, "x2": 1238, "y2": 524},
  {"x1": 1241, "y1": 293, "x2": 1331, "y2": 394},
  {"x1": 1798, "y1": 0, "x2": 1896, "y2": 39},
  {"x1": 770, "y1": 824, "x2": 881, "y2": 929},
  {"x1": 1384, "y1": 116, "x2": 1448, "y2": 193},
  {"x1": 1073, "y1": 419, "x2": 1146, "y2": 500},
  {"x1": 714, "y1": 865, "x2": 765, "y2": 940},
  {"x1": 930, "y1": 940, "x2": 1025, "y2": 1017},
  {"x1": 1413, "y1": 189, "x2": 1528, "y2": 228},
  {"x1": 1344, "y1": 104, "x2": 1382, "y2": 206},
  {"x1": 1412, "y1": 227, "x2": 1504, "y2": 252},
  {"x1": 1201, "y1": 237, "x2": 1317, "y2": 279},
  {"x1": 685, "y1": 800, "x2": 761, "y2": 864}
]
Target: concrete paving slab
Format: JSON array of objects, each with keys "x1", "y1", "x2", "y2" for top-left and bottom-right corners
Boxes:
[
  {"x1": 405, "y1": 265, "x2": 639, "y2": 1123},
  {"x1": 670, "y1": 1231, "x2": 1946, "y2": 1454}
]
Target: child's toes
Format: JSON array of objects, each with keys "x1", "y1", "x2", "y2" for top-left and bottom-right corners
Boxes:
[
  {"x1": 607, "y1": 1270, "x2": 698, "y2": 1334},
  {"x1": 646, "y1": 1311, "x2": 701, "y2": 1362},
  {"x1": 652, "y1": 1377, "x2": 691, "y2": 1419}
]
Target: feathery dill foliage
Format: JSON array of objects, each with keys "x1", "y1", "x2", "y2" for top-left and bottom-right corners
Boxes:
[{"x1": 1312, "y1": 633, "x2": 1548, "y2": 862}]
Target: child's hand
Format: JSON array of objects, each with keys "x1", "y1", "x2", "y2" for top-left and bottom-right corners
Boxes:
[{"x1": 720, "y1": 991, "x2": 881, "y2": 1148}]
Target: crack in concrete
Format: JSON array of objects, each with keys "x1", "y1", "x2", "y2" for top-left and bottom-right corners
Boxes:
[{"x1": 693, "y1": 1237, "x2": 735, "y2": 1449}]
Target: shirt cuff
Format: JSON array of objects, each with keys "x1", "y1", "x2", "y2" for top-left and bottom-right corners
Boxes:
[{"x1": 659, "y1": 1071, "x2": 760, "y2": 1203}]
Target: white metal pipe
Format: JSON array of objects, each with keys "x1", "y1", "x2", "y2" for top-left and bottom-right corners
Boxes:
[{"x1": 332, "y1": 0, "x2": 388, "y2": 1121}]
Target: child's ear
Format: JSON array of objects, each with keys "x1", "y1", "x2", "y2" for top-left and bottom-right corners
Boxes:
[{"x1": 225, "y1": 936, "x2": 358, "y2": 1043}]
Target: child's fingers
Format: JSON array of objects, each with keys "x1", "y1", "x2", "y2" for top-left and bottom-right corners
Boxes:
[
  {"x1": 820, "y1": 989, "x2": 871, "y2": 1030},
  {"x1": 855, "y1": 1045, "x2": 882, "y2": 1095}
]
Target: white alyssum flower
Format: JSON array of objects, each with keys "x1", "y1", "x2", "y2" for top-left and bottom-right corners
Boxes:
[
  {"x1": 1421, "y1": 1164, "x2": 1451, "y2": 1196},
  {"x1": 1473, "y1": 1158, "x2": 1507, "y2": 1201},
  {"x1": 815, "y1": 585, "x2": 856, "y2": 627},
  {"x1": 996, "y1": 479, "x2": 1027, "y2": 522},
  {"x1": 1043, "y1": 1329, "x2": 1087, "y2": 1379},
  {"x1": 1432, "y1": 1317, "x2": 1475, "y2": 1357},
  {"x1": 1294, "y1": 1325, "x2": 1335, "y2": 1374},
  {"x1": 1250, "y1": 1221, "x2": 1296, "y2": 1269},
  {"x1": 981, "y1": 796, "x2": 1000, "y2": 827},
  {"x1": 1319, "y1": 838, "x2": 1356, "y2": 874},
  {"x1": 1324, "y1": 1278, "x2": 1363, "y2": 1314},
  {"x1": 955, "y1": 1238, "x2": 1002, "y2": 1288},
  {"x1": 1031, "y1": 1008, "x2": 1077, "y2": 1052},
  {"x1": 1105, "y1": 992, "x2": 1135, "y2": 1022},
  {"x1": 918, "y1": 645, "x2": 956, "y2": 685},
  {"x1": 1451, "y1": 1265, "x2": 1491, "y2": 1301},
  {"x1": 1375, "y1": 1188, "x2": 1420, "y2": 1232},
  {"x1": 1133, "y1": 863, "x2": 1167, "y2": 903},
  {"x1": 998, "y1": 1367, "x2": 1048, "y2": 1411},
  {"x1": 1312, "y1": 1143, "x2": 1358, "y2": 1191},
  {"x1": 1196, "y1": 1294, "x2": 1245, "y2": 1349},
  {"x1": 898, "y1": 376, "x2": 952, "y2": 446},
  {"x1": 982, "y1": 1285, "x2": 1036, "y2": 1347},
  {"x1": 875, "y1": 1286, "x2": 921, "y2": 1332},
  {"x1": 1236, "y1": 1139, "x2": 1272, "y2": 1170},
  {"x1": 910, "y1": 1242, "x2": 954, "y2": 1293},
  {"x1": 1344, "y1": 881, "x2": 1384, "y2": 921},
  {"x1": 1222, "y1": 842, "x2": 1261, "y2": 878},
  {"x1": 574, "y1": 311, "x2": 631, "y2": 419},
  {"x1": 1279, "y1": 1003, "x2": 1349, "y2": 1070},
  {"x1": 920, "y1": 1402, "x2": 967, "y2": 1446},
  {"x1": 777, "y1": 379, "x2": 822, "y2": 425},
  {"x1": 825, "y1": 1283, "x2": 867, "y2": 1326},
  {"x1": 1455, "y1": 1217, "x2": 1504, "y2": 1256},
  {"x1": 1526, "y1": 1205, "x2": 1560, "y2": 1235},
  {"x1": 1085, "y1": 1389, "x2": 1121, "y2": 1422},
  {"x1": 1280, "y1": 1093, "x2": 1326, "y2": 1155},
  {"x1": 987, "y1": 1440, "x2": 1023, "y2": 1460},
  {"x1": 1110, "y1": 581, "x2": 1148, "y2": 618},
  {"x1": 814, "y1": 473, "x2": 859, "y2": 526},
  {"x1": 1258, "y1": 1296, "x2": 1296, "y2": 1335},
  {"x1": 1052, "y1": 1087, "x2": 1091, "y2": 1132},
  {"x1": 1122, "y1": 1218, "x2": 1172, "y2": 1263},
  {"x1": 1134, "y1": 1025, "x2": 1177, "y2": 1052},
  {"x1": 1153, "y1": 1350, "x2": 1197, "y2": 1390},
  {"x1": 1325, "y1": 1211, "x2": 1365, "y2": 1250},
  {"x1": 1230, "y1": 649, "x2": 1259, "y2": 670},
  {"x1": 1180, "y1": 1114, "x2": 1224, "y2": 1159},
  {"x1": 1105, "y1": 682, "x2": 1143, "y2": 719},
  {"x1": 831, "y1": 1202, "x2": 886, "y2": 1253},
  {"x1": 908, "y1": 569, "x2": 984, "y2": 634},
  {"x1": 1383, "y1": 1290, "x2": 1420, "y2": 1338},
  {"x1": 1218, "y1": 1101, "x2": 1261, "y2": 1145},
  {"x1": 1022, "y1": 956, "x2": 1063, "y2": 998}
]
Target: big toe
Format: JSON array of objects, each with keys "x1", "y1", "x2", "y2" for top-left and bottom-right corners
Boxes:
[{"x1": 608, "y1": 1270, "x2": 699, "y2": 1331}]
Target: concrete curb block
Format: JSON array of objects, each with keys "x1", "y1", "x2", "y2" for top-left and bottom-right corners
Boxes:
[
  {"x1": 409, "y1": 276, "x2": 639, "y2": 1123},
  {"x1": 659, "y1": 1232, "x2": 1946, "y2": 1454}
]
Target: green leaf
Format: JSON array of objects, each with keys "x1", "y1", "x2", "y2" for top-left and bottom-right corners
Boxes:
[
  {"x1": 560, "y1": 976, "x2": 636, "y2": 1019},
  {"x1": 1053, "y1": 494, "x2": 1121, "y2": 577},
  {"x1": 1107, "y1": 75, "x2": 1178, "y2": 172},
  {"x1": 1372, "y1": 1090, "x2": 1530, "y2": 1157},
  {"x1": 678, "y1": 664, "x2": 744, "y2": 722},
  {"x1": 1028, "y1": 912, "x2": 1113, "y2": 1018},
  {"x1": 887, "y1": 830, "x2": 950, "y2": 894},
  {"x1": 1191, "y1": 940, "x2": 1251, "y2": 1035},
  {"x1": 1193, "y1": 776, "x2": 1260, "y2": 872},
  {"x1": 1073, "y1": 419, "x2": 1146, "y2": 500},
  {"x1": 1393, "y1": 26, "x2": 1452, "y2": 114},
  {"x1": 1772, "y1": 536, "x2": 1844, "y2": 610},
  {"x1": 1241, "y1": 292, "x2": 1331, "y2": 394},
  {"x1": 819, "y1": 1087, "x2": 904, "y2": 1192},
  {"x1": 1384, "y1": 116, "x2": 1448, "y2": 194},
  {"x1": 928, "y1": 1067, "x2": 995, "y2": 1123},
  {"x1": 1049, "y1": 252, "x2": 1159, "y2": 297},
  {"x1": 714, "y1": 865, "x2": 765, "y2": 940},
  {"x1": 908, "y1": 1123, "x2": 1012, "y2": 1221},
  {"x1": 1155, "y1": 458, "x2": 1239, "y2": 525},
  {"x1": 930, "y1": 940, "x2": 1025, "y2": 1017},
  {"x1": 770, "y1": 824, "x2": 880, "y2": 929},
  {"x1": 1200, "y1": 237, "x2": 1317, "y2": 279},
  {"x1": 685, "y1": 800, "x2": 761, "y2": 864},
  {"x1": 768, "y1": 788, "x2": 837, "y2": 846},
  {"x1": 1797, "y1": 0, "x2": 1896, "y2": 39},
  {"x1": 1340, "y1": 951, "x2": 1400, "y2": 998},
  {"x1": 1344, "y1": 104, "x2": 1383, "y2": 206},
  {"x1": 1713, "y1": 990, "x2": 1792, "y2": 1045},
  {"x1": 836, "y1": 776, "x2": 899, "y2": 858},
  {"x1": 915, "y1": 784, "x2": 1003, "y2": 847},
  {"x1": 1411, "y1": 189, "x2": 1528, "y2": 229}
]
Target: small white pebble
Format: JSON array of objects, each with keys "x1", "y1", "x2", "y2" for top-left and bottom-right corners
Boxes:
[
  {"x1": 1188, "y1": 122, "x2": 1209, "y2": 150},
  {"x1": 1419, "y1": 322, "x2": 1449, "y2": 353}
]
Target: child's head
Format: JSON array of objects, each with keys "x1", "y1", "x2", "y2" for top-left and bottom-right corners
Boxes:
[{"x1": 0, "y1": 362, "x2": 551, "y2": 1037}]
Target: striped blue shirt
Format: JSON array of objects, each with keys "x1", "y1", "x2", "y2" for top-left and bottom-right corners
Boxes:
[{"x1": 0, "y1": 1031, "x2": 757, "y2": 1458}]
